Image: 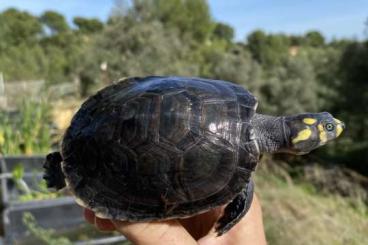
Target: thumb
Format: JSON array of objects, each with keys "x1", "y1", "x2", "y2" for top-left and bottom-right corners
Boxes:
[{"x1": 112, "y1": 219, "x2": 198, "y2": 245}]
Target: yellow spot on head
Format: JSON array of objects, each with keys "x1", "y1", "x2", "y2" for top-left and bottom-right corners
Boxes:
[
  {"x1": 336, "y1": 125, "x2": 343, "y2": 137},
  {"x1": 334, "y1": 118, "x2": 344, "y2": 137},
  {"x1": 319, "y1": 131, "x2": 327, "y2": 143},
  {"x1": 292, "y1": 128, "x2": 312, "y2": 144},
  {"x1": 303, "y1": 118, "x2": 317, "y2": 125},
  {"x1": 334, "y1": 118, "x2": 342, "y2": 124},
  {"x1": 317, "y1": 124, "x2": 327, "y2": 144}
]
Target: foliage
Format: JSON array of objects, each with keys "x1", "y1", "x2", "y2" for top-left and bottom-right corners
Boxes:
[
  {"x1": 304, "y1": 31, "x2": 325, "y2": 47},
  {"x1": 333, "y1": 41, "x2": 368, "y2": 174},
  {"x1": 254, "y1": 54, "x2": 319, "y2": 114},
  {"x1": 0, "y1": 8, "x2": 46, "y2": 81},
  {"x1": 212, "y1": 22, "x2": 234, "y2": 42},
  {"x1": 11, "y1": 163, "x2": 31, "y2": 196},
  {"x1": 39, "y1": 11, "x2": 70, "y2": 34},
  {"x1": 246, "y1": 30, "x2": 290, "y2": 66},
  {"x1": 18, "y1": 181, "x2": 60, "y2": 202},
  {"x1": 256, "y1": 157, "x2": 368, "y2": 245},
  {"x1": 297, "y1": 46, "x2": 342, "y2": 110},
  {"x1": 0, "y1": 44, "x2": 47, "y2": 81},
  {"x1": 0, "y1": 8, "x2": 43, "y2": 47},
  {"x1": 89, "y1": 18, "x2": 198, "y2": 81},
  {"x1": 22, "y1": 212, "x2": 72, "y2": 245},
  {"x1": 0, "y1": 100, "x2": 52, "y2": 155},
  {"x1": 337, "y1": 42, "x2": 368, "y2": 141},
  {"x1": 93, "y1": 0, "x2": 217, "y2": 82},
  {"x1": 112, "y1": 0, "x2": 214, "y2": 42},
  {"x1": 12, "y1": 164, "x2": 25, "y2": 180},
  {"x1": 73, "y1": 17, "x2": 103, "y2": 34},
  {"x1": 201, "y1": 46, "x2": 263, "y2": 92},
  {"x1": 0, "y1": 8, "x2": 96, "y2": 84},
  {"x1": 10, "y1": 164, "x2": 60, "y2": 202}
]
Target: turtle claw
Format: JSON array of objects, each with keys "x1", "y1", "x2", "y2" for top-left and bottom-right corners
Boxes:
[
  {"x1": 43, "y1": 152, "x2": 66, "y2": 190},
  {"x1": 215, "y1": 180, "x2": 254, "y2": 236}
]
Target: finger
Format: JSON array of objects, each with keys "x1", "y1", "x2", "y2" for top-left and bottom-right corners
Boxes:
[
  {"x1": 84, "y1": 208, "x2": 95, "y2": 225},
  {"x1": 112, "y1": 219, "x2": 197, "y2": 245},
  {"x1": 198, "y1": 194, "x2": 267, "y2": 245},
  {"x1": 179, "y1": 206, "x2": 224, "y2": 240},
  {"x1": 95, "y1": 216, "x2": 116, "y2": 231}
]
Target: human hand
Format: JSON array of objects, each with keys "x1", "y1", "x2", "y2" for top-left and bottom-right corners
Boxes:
[{"x1": 84, "y1": 194, "x2": 267, "y2": 245}]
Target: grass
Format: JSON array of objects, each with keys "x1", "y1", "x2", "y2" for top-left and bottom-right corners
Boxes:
[
  {"x1": 23, "y1": 212, "x2": 73, "y2": 245},
  {"x1": 0, "y1": 99, "x2": 52, "y2": 155},
  {"x1": 255, "y1": 158, "x2": 368, "y2": 245},
  {"x1": 12, "y1": 164, "x2": 62, "y2": 202}
]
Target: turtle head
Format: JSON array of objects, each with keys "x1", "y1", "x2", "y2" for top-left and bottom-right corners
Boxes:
[{"x1": 285, "y1": 112, "x2": 345, "y2": 154}]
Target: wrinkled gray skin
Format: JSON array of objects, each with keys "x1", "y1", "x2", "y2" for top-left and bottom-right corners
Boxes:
[{"x1": 43, "y1": 76, "x2": 344, "y2": 236}]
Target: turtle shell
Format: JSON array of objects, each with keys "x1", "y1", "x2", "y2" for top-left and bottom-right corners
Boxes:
[{"x1": 61, "y1": 76, "x2": 260, "y2": 220}]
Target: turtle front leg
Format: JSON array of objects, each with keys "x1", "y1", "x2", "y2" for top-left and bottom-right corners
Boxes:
[{"x1": 215, "y1": 180, "x2": 254, "y2": 236}]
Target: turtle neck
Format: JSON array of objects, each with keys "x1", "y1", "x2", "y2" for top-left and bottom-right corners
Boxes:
[{"x1": 251, "y1": 113, "x2": 290, "y2": 153}]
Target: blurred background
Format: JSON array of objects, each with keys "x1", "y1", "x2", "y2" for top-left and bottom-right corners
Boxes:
[{"x1": 0, "y1": 0, "x2": 367, "y2": 244}]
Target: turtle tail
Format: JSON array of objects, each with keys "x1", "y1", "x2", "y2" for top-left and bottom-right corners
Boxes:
[{"x1": 43, "y1": 152, "x2": 66, "y2": 190}]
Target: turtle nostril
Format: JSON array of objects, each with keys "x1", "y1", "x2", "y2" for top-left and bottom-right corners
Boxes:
[{"x1": 341, "y1": 122, "x2": 345, "y2": 129}]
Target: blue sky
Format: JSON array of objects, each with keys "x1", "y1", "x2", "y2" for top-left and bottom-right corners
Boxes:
[{"x1": 0, "y1": 0, "x2": 367, "y2": 40}]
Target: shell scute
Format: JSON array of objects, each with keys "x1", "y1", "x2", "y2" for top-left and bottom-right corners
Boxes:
[{"x1": 159, "y1": 92, "x2": 191, "y2": 145}]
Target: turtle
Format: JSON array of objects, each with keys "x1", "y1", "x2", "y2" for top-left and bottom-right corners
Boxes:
[{"x1": 43, "y1": 76, "x2": 345, "y2": 236}]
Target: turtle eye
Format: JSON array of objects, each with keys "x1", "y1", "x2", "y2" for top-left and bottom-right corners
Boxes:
[{"x1": 325, "y1": 123, "x2": 334, "y2": 131}]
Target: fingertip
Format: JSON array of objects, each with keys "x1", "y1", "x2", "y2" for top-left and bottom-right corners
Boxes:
[
  {"x1": 84, "y1": 208, "x2": 95, "y2": 225},
  {"x1": 179, "y1": 206, "x2": 224, "y2": 239},
  {"x1": 95, "y1": 217, "x2": 116, "y2": 231}
]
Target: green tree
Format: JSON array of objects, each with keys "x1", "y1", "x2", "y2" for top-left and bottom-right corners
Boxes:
[
  {"x1": 154, "y1": 0, "x2": 214, "y2": 42},
  {"x1": 338, "y1": 42, "x2": 368, "y2": 140},
  {"x1": 289, "y1": 35, "x2": 304, "y2": 46},
  {"x1": 329, "y1": 39, "x2": 353, "y2": 49},
  {"x1": 247, "y1": 30, "x2": 290, "y2": 66},
  {"x1": 92, "y1": 20, "x2": 198, "y2": 80},
  {"x1": 0, "y1": 8, "x2": 43, "y2": 47},
  {"x1": 40, "y1": 11, "x2": 69, "y2": 35},
  {"x1": 297, "y1": 46, "x2": 342, "y2": 110},
  {"x1": 304, "y1": 31, "x2": 325, "y2": 47},
  {"x1": 0, "y1": 44, "x2": 47, "y2": 81},
  {"x1": 257, "y1": 55, "x2": 319, "y2": 115},
  {"x1": 330, "y1": 41, "x2": 368, "y2": 174},
  {"x1": 73, "y1": 17, "x2": 104, "y2": 34},
  {"x1": 111, "y1": 0, "x2": 214, "y2": 42},
  {"x1": 246, "y1": 30, "x2": 268, "y2": 63},
  {"x1": 339, "y1": 42, "x2": 368, "y2": 137},
  {"x1": 202, "y1": 46, "x2": 262, "y2": 92},
  {"x1": 36, "y1": 11, "x2": 92, "y2": 84},
  {"x1": 0, "y1": 9, "x2": 48, "y2": 81},
  {"x1": 0, "y1": 9, "x2": 89, "y2": 83},
  {"x1": 212, "y1": 22, "x2": 234, "y2": 42}
]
